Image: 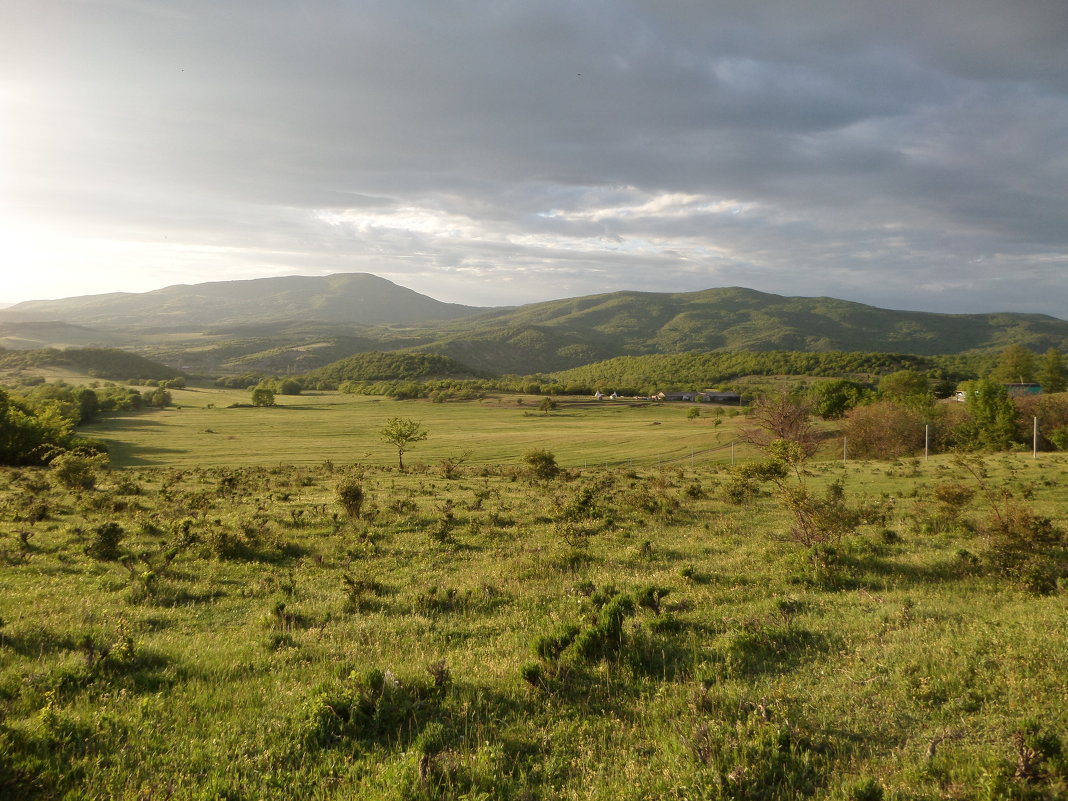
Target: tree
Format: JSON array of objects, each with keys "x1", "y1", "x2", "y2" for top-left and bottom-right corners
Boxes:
[
  {"x1": 147, "y1": 387, "x2": 172, "y2": 408},
  {"x1": 959, "y1": 378, "x2": 1018, "y2": 451},
  {"x1": 808, "y1": 379, "x2": 870, "y2": 420},
  {"x1": 0, "y1": 388, "x2": 75, "y2": 466},
  {"x1": 993, "y1": 344, "x2": 1037, "y2": 384},
  {"x1": 877, "y1": 371, "x2": 932, "y2": 412},
  {"x1": 380, "y1": 417, "x2": 427, "y2": 470},
  {"x1": 1038, "y1": 347, "x2": 1066, "y2": 393},
  {"x1": 278, "y1": 379, "x2": 303, "y2": 396},
  {"x1": 539, "y1": 396, "x2": 557, "y2": 416},
  {"x1": 742, "y1": 393, "x2": 818, "y2": 456},
  {"x1": 250, "y1": 387, "x2": 275, "y2": 407}
]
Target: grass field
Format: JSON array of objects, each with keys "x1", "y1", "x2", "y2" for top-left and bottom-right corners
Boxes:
[
  {"x1": 80, "y1": 388, "x2": 761, "y2": 469},
  {"x1": 3, "y1": 392, "x2": 1068, "y2": 800}
]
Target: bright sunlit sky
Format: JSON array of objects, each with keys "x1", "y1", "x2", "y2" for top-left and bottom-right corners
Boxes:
[{"x1": 3, "y1": 1, "x2": 1068, "y2": 316}]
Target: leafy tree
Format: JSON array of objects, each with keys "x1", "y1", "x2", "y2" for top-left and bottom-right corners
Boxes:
[
  {"x1": 539, "y1": 396, "x2": 557, "y2": 415},
  {"x1": 380, "y1": 417, "x2": 427, "y2": 470},
  {"x1": 0, "y1": 388, "x2": 75, "y2": 466},
  {"x1": 147, "y1": 387, "x2": 173, "y2": 408},
  {"x1": 1038, "y1": 347, "x2": 1066, "y2": 393},
  {"x1": 993, "y1": 344, "x2": 1037, "y2": 384},
  {"x1": 808, "y1": 379, "x2": 870, "y2": 419},
  {"x1": 959, "y1": 378, "x2": 1018, "y2": 451},
  {"x1": 250, "y1": 387, "x2": 276, "y2": 407},
  {"x1": 278, "y1": 378, "x2": 303, "y2": 396},
  {"x1": 877, "y1": 371, "x2": 932, "y2": 412},
  {"x1": 76, "y1": 388, "x2": 100, "y2": 423}
]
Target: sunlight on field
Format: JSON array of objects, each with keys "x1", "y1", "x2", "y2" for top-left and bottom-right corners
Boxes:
[{"x1": 82, "y1": 388, "x2": 756, "y2": 469}]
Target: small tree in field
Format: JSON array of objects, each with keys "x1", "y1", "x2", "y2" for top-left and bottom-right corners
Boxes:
[
  {"x1": 251, "y1": 387, "x2": 276, "y2": 407},
  {"x1": 380, "y1": 417, "x2": 427, "y2": 470},
  {"x1": 539, "y1": 397, "x2": 557, "y2": 416}
]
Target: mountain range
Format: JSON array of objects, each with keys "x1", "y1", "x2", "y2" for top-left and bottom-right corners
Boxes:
[{"x1": 2, "y1": 273, "x2": 1067, "y2": 376}]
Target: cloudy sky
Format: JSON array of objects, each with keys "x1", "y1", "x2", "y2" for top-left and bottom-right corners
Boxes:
[{"x1": 3, "y1": 1, "x2": 1067, "y2": 316}]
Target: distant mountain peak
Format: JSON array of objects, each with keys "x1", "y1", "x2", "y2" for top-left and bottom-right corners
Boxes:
[{"x1": 0, "y1": 272, "x2": 485, "y2": 330}]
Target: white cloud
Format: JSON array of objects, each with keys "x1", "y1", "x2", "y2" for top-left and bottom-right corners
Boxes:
[{"x1": 1, "y1": 0, "x2": 1066, "y2": 317}]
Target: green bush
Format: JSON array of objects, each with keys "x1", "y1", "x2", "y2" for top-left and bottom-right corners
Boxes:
[
  {"x1": 523, "y1": 449, "x2": 560, "y2": 480},
  {"x1": 85, "y1": 522, "x2": 124, "y2": 561}
]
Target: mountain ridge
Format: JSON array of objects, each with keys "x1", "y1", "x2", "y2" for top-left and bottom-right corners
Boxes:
[
  {"x1": 0, "y1": 273, "x2": 486, "y2": 329},
  {"x1": 1, "y1": 273, "x2": 1066, "y2": 376}
]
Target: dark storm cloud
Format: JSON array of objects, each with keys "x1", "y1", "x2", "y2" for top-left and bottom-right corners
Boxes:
[{"x1": 3, "y1": 0, "x2": 1066, "y2": 314}]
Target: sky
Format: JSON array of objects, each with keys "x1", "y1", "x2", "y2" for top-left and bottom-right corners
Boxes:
[{"x1": 2, "y1": 1, "x2": 1068, "y2": 317}]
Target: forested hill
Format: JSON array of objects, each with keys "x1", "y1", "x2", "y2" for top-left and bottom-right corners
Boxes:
[
  {"x1": 4, "y1": 276, "x2": 1068, "y2": 376},
  {"x1": 300, "y1": 352, "x2": 484, "y2": 385},
  {"x1": 410, "y1": 287, "x2": 1068, "y2": 374},
  {"x1": 0, "y1": 347, "x2": 182, "y2": 381}
]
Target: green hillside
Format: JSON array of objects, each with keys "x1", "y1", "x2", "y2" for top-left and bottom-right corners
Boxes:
[
  {"x1": 4, "y1": 276, "x2": 1068, "y2": 377},
  {"x1": 300, "y1": 351, "x2": 484, "y2": 385},
  {"x1": 0, "y1": 347, "x2": 182, "y2": 381},
  {"x1": 410, "y1": 288, "x2": 1068, "y2": 374},
  {"x1": 0, "y1": 320, "x2": 128, "y2": 350}
]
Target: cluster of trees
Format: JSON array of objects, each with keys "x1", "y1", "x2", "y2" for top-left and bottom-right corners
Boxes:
[
  {"x1": 15, "y1": 380, "x2": 166, "y2": 425},
  {"x1": 0, "y1": 387, "x2": 76, "y2": 465},
  {"x1": 837, "y1": 366, "x2": 1066, "y2": 459},
  {"x1": 0, "y1": 384, "x2": 119, "y2": 466},
  {"x1": 991, "y1": 344, "x2": 1066, "y2": 390},
  {"x1": 0, "y1": 378, "x2": 180, "y2": 466}
]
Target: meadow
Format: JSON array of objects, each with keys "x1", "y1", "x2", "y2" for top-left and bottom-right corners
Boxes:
[
  {"x1": 2, "y1": 390, "x2": 1067, "y2": 800},
  {"x1": 79, "y1": 388, "x2": 758, "y2": 470}
]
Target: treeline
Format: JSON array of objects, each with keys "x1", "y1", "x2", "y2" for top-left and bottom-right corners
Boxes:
[
  {"x1": 540, "y1": 351, "x2": 984, "y2": 396},
  {"x1": 0, "y1": 380, "x2": 174, "y2": 465},
  {"x1": 257, "y1": 350, "x2": 987, "y2": 402},
  {"x1": 219, "y1": 347, "x2": 1065, "y2": 407},
  {"x1": 0, "y1": 347, "x2": 182, "y2": 381}
]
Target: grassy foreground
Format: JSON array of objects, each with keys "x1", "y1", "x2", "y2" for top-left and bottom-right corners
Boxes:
[{"x1": 2, "y1": 399, "x2": 1067, "y2": 800}]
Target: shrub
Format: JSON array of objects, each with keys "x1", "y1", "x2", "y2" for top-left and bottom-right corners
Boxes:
[
  {"x1": 843, "y1": 401, "x2": 926, "y2": 459},
  {"x1": 524, "y1": 449, "x2": 560, "y2": 480},
  {"x1": 85, "y1": 522, "x2": 124, "y2": 561},
  {"x1": 335, "y1": 480, "x2": 365, "y2": 519},
  {"x1": 49, "y1": 450, "x2": 107, "y2": 490}
]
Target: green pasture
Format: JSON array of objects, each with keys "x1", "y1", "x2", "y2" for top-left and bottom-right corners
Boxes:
[
  {"x1": 81, "y1": 388, "x2": 759, "y2": 469},
  {"x1": 1, "y1": 452, "x2": 1066, "y2": 799}
]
